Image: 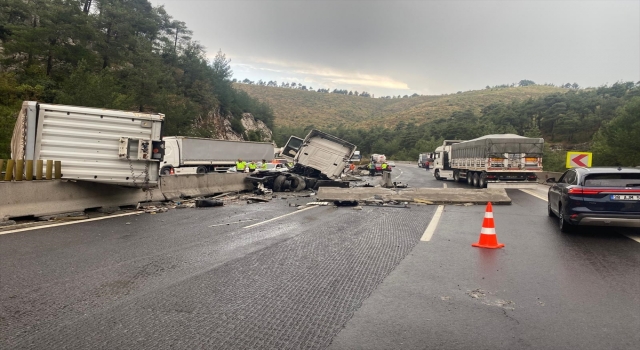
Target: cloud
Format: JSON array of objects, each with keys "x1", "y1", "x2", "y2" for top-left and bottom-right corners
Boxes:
[{"x1": 233, "y1": 57, "x2": 410, "y2": 91}]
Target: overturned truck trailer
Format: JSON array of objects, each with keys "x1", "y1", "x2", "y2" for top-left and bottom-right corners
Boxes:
[{"x1": 248, "y1": 130, "x2": 357, "y2": 192}]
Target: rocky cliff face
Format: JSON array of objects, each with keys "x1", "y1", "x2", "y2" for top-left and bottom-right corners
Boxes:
[{"x1": 193, "y1": 110, "x2": 273, "y2": 141}]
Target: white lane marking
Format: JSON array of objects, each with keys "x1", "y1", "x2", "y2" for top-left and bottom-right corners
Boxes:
[
  {"x1": 520, "y1": 189, "x2": 640, "y2": 244},
  {"x1": 209, "y1": 219, "x2": 257, "y2": 227},
  {"x1": 243, "y1": 205, "x2": 318, "y2": 229},
  {"x1": 520, "y1": 189, "x2": 547, "y2": 201},
  {"x1": 0, "y1": 211, "x2": 143, "y2": 235},
  {"x1": 624, "y1": 233, "x2": 640, "y2": 243},
  {"x1": 443, "y1": 183, "x2": 447, "y2": 188},
  {"x1": 394, "y1": 170, "x2": 403, "y2": 180},
  {"x1": 421, "y1": 205, "x2": 445, "y2": 242}
]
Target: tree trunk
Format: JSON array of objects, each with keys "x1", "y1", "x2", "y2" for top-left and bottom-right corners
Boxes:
[{"x1": 83, "y1": 0, "x2": 92, "y2": 14}]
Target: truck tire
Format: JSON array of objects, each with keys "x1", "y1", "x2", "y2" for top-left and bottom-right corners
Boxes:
[
  {"x1": 473, "y1": 173, "x2": 480, "y2": 187},
  {"x1": 453, "y1": 171, "x2": 460, "y2": 182},
  {"x1": 196, "y1": 166, "x2": 207, "y2": 174},
  {"x1": 290, "y1": 175, "x2": 307, "y2": 192},
  {"x1": 467, "y1": 172, "x2": 474, "y2": 186},
  {"x1": 273, "y1": 175, "x2": 286, "y2": 192},
  {"x1": 434, "y1": 170, "x2": 442, "y2": 180},
  {"x1": 479, "y1": 173, "x2": 488, "y2": 188}
]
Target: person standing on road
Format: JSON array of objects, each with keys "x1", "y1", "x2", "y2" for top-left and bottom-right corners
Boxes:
[
  {"x1": 260, "y1": 159, "x2": 268, "y2": 170},
  {"x1": 381, "y1": 162, "x2": 389, "y2": 172},
  {"x1": 236, "y1": 159, "x2": 247, "y2": 172},
  {"x1": 368, "y1": 161, "x2": 376, "y2": 176},
  {"x1": 248, "y1": 161, "x2": 257, "y2": 172},
  {"x1": 349, "y1": 162, "x2": 356, "y2": 174},
  {"x1": 425, "y1": 160, "x2": 430, "y2": 171}
]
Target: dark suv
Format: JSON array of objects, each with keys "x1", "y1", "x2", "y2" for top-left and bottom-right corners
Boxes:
[{"x1": 547, "y1": 167, "x2": 640, "y2": 232}]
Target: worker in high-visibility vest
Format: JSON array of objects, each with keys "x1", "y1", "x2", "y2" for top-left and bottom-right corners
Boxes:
[
  {"x1": 260, "y1": 159, "x2": 268, "y2": 170},
  {"x1": 248, "y1": 161, "x2": 257, "y2": 172},
  {"x1": 381, "y1": 162, "x2": 388, "y2": 172},
  {"x1": 287, "y1": 162, "x2": 294, "y2": 168},
  {"x1": 236, "y1": 159, "x2": 247, "y2": 172},
  {"x1": 368, "y1": 162, "x2": 375, "y2": 176}
]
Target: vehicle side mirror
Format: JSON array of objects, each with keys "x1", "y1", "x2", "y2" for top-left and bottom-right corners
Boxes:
[{"x1": 545, "y1": 177, "x2": 556, "y2": 183}]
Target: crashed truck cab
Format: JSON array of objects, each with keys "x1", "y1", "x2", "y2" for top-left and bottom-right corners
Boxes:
[{"x1": 248, "y1": 130, "x2": 357, "y2": 192}]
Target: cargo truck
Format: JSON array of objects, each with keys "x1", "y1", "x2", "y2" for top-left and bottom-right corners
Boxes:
[
  {"x1": 248, "y1": 129, "x2": 357, "y2": 192},
  {"x1": 161, "y1": 136, "x2": 275, "y2": 175},
  {"x1": 11, "y1": 101, "x2": 165, "y2": 187},
  {"x1": 432, "y1": 134, "x2": 543, "y2": 188}
]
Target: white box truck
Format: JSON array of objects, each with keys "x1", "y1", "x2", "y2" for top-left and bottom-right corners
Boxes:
[
  {"x1": 11, "y1": 101, "x2": 164, "y2": 187},
  {"x1": 161, "y1": 136, "x2": 275, "y2": 175},
  {"x1": 432, "y1": 134, "x2": 543, "y2": 188}
]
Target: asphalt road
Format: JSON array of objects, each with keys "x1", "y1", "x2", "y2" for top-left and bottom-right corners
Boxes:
[{"x1": 1, "y1": 164, "x2": 638, "y2": 349}]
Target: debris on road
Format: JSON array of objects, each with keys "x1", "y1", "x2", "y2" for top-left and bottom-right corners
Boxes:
[
  {"x1": 195, "y1": 199, "x2": 224, "y2": 208},
  {"x1": 246, "y1": 197, "x2": 270, "y2": 204},
  {"x1": 307, "y1": 202, "x2": 330, "y2": 206}
]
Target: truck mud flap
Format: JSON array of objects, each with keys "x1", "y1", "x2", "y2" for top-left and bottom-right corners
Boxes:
[{"x1": 314, "y1": 180, "x2": 350, "y2": 190}]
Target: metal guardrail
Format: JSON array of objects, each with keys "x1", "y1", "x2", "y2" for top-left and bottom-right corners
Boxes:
[{"x1": 0, "y1": 159, "x2": 61, "y2": 181}]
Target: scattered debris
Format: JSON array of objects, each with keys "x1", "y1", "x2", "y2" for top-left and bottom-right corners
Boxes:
[
  {"x1": 334, "y1": 200, "x2": 359, "y2": 207},
  {"x1": 0, "y1": 220, "x2": 17, "y2": 227},
  {"x1": 467, "y1": 288, "x2": 486, "y2": 299},
  {"x1": 97, "y1": 206, "x2": 120, "y2": 214},
  {"x1": 195, "y1": 199, "x2": 224, "y2": 208},
  {"x1": 441, "y1": 296, "x2": 451, "y2": 301},
  {"x1": 413, "y1": 199, "x2": 434, "y2": 205},
  {"x1": 307, "y1": 202, "x2": 330, "y2": 206},
  {"x1": 393, "y1": 182, "x2": 408, "y2": 188},
  {"x1": 246, "y1": 196, "x2": 271, "y2": 203},
  {"x1": 352, "y1": 206, "x2": 363, "y2": 210},
  {"x1": 125, "y1": 222, "x2": 131, "y2": 225},
  {"x1": 37, "y1": 211, "x2": 86, "y2": 221}
]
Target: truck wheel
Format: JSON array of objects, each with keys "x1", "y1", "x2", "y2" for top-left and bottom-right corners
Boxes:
[
  {"x1": 290, "y1": 175, "x2": 307, "y2": 192},
  {"x1": 196, "y1": 166, "x2": 207, "y2": 174},
  {"x1": 453, "y1": 171, "x2": 460, "y2": 182},
  {"x1": 467, "y1": 172, "x2": 474, "y2": 186},
  {"x1": 273, "y1": 175, "x2": 286, "y2": 192},
  {"x1": 472, "y1": 173, "x2": 480, "y2": 187},
  {"x1": 434, "y1": 170, "x2": 442, "y2": 180},
  {"x1": 161, "y1": 166, "x2": 173, "y2": 176},
  {"x1": 479, "y1": 173, "x2": 488, "y2": 188}
]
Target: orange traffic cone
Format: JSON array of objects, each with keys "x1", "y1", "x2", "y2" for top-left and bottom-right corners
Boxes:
[{"x1": 472, "y1": 202, "x2": 505, "y2": 249}]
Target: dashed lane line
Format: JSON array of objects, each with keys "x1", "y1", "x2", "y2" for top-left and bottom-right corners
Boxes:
[
  {"x1": 443, "y1": 183, "x2": 447, "y2": 188},
  {"x1": 243, "y1": 205, "x2": 318, "y2": 229},
  {"x1": 0, "y1": 211, "x2": 143, "y2": 235},
  {"x1": 520, "y1": 189, "x2": 640, "y2": 244},
  {"x1": 420, "y1": 205, "x2": 444, "y2": 242}
]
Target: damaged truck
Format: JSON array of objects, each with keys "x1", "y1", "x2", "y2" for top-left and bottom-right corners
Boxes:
[{"x1": 248, "y1": 129, "x2": 357, "y2": 192}]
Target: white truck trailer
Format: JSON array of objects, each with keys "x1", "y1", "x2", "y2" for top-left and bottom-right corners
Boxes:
[
  {"x1": 432, "y1": 134, "x2": 544, "y2": 188},
  {"x1": 11, "y1": 101, "x2": 164, "y2": 187},
  {"x1": 248, "y1": 129, "x2": 357, "y2": 192},
  {"x1": 161, "y1": 136, "x2": 275, "y2": 174}
]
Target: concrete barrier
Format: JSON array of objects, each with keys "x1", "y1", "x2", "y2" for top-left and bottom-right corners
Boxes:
[
  {"x1": 0, "y1": 180, "x2": 161, "y2": 218},
  {"x1": 0, "y1": 172, "x2": 252, "y2": 219},
  {"x1": 160, "y1": 173, "x2": 252, "y2": 200}
]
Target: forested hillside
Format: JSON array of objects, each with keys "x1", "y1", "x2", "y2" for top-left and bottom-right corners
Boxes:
[
  {"x1": 272, "y1": 82, "x2": 640, "y2": 171},
  {"x1": 236, "y1": 83, "x2": 566, "y2": 129},
  {"x1": 0, "y1": 0, "x2": 274, "y2": 159}
]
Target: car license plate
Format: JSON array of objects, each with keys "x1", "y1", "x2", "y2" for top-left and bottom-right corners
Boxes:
[{"x1": 610, "y1": 195, "x2": 640, "y2": 201}]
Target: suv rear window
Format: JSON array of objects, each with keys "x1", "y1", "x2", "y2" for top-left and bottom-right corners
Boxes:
[{"x1": 584, "y1": 173, "x2": 640, "y2": 187}]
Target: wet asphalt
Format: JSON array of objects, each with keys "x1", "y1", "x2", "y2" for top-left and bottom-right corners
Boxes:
[{"x1": 1, "y1": 164, "x2": 638, "y2": 349}]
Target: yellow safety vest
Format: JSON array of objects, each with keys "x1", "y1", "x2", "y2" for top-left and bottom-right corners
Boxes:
[
  {"x1": 236, "y1": 161, "x2": 246, "y2": 170},
  {"x1": 261, "y1": 163, "x2": 268, "y2": 169},
  {"x1": 381, "y1": 163, "x2": 388, "y2": 170},
  {"x1": 248, "y1": 163, "x2": 257, "y2": 170}
]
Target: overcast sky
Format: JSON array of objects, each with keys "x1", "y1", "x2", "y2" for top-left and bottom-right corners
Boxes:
[{"x1": 149, "y1": 0, "x2": 640, "y2": 96}]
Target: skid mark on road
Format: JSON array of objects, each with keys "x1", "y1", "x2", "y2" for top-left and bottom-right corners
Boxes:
[
  {"x1": 421, "y1": 205, "x2": 444, "y2": 242},
  {"x1": 520, "y1": 189, "x2": 640, "y2": 244}
]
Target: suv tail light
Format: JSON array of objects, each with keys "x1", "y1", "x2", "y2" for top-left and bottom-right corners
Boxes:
[{"x1": 569, "y1": 187, "x2": 640, "y2": 195}]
